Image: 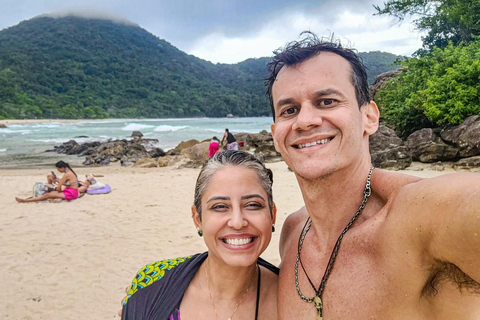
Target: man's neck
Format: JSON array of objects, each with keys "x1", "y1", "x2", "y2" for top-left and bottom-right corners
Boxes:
[{"x1": 296, "y1": 163, "x2": 375, "y2": 240}]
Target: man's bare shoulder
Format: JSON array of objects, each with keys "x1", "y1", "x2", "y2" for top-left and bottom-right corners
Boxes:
[{"x1": 279, "y1": 206, "x2": 308, "y2": 260}]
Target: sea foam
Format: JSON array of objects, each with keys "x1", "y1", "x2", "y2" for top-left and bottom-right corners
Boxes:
[
  {"x1": 154, "y1": 125, "x2": 188, "y2": 132},
  {"x1": 121, "y1": 123, "x2": 155, "y2": 131}
]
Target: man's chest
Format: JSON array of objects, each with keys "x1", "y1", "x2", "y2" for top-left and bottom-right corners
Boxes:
[{"x1": 277, "y1": 233, "x2": 425, "y2": 320}]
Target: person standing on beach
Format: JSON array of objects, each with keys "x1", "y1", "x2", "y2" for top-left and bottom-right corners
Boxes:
[
  {"x1": 208, "y1": 136, "x2": 220, "y2": 158},
  {"x1": 221, "y1": 128, "x2": 238, "y2": 151},
  {"x1": 267, "y1": 32, "x2": 480, "y2": 319}
]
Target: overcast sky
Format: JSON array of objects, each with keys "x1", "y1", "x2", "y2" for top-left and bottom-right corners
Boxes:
[{"x1": 0, "y1": 0, "x2": 423, "y2": 64}]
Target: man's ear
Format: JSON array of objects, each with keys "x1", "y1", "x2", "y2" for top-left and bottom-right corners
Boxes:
[
  {"x1": 191, "y1": 205, "x2": 202, "y2": 229},
  {"x1": 362, "y1": 101, "x2": 379, "y2": 136},
  {"x1": 270, "y1": 123, "x2": 280, "y2": 153}
]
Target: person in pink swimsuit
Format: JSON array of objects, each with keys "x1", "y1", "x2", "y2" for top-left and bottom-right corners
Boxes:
[{"x1": 15, "y1": 160, "x2": 80, "y2": 202}]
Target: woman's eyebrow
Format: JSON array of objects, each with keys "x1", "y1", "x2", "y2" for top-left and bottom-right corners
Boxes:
[
  {"x1": 241, "y1": 194, "x2": 265, "y2": 201},
  {"x1": 206, "y1": 196, "x2": 230, "y2": 203}
]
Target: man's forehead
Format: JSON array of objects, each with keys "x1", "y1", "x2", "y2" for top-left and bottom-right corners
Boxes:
[
  {"x1": 276, "y1": 52, "x2": 351, "y2": 80},
  {"x1": 272, "y1": 52, "x2": 353, "y2": 97}
]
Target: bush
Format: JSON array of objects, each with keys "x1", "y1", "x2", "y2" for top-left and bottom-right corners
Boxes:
[{"x1": 376, "y1": 41, "x2": 480, "y2": 138}]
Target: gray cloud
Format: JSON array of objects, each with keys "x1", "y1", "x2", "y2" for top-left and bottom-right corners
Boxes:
[{"x1": 0, "y1": 0, "x2": 419, "y2": 62}]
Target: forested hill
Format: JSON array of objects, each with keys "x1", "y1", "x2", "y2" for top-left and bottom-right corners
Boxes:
[{"x1": 0, "y1": 15, "x2": 400, "y2": 119}]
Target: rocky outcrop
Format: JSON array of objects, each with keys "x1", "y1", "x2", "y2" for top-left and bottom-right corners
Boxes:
[
  {"x1": 48, "y1": 132, "x2": 163, "y2": 166},
  {"x1": 440, "y1": 115, "x2": 480, "y2": 157},
  {"x1": 405, "y1": 128, "x2": 459, "y2": 162},
  {"x1": 404, "y1": 116, "x2": 480, "y2": 163},
  {"x1": 454, "y1": 156, "x2": 480, "y2": 170},
  {"x1": 167, "y1": 139, "x2": 200, "y2": 155},
  {"x1": 370, "y1": 68, "x2": 405, "y2": 100},
  {"x1": 0, "y1": 123, "x2": 7, "y2": 128},
  {"x1": 235, "y1": 130, "x2": 282, "y2": 162},
  {"x1": 370, "y1": 125, "x2": 411, "y2": 170}
]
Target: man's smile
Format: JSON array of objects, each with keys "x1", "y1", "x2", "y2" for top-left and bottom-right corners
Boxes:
[{"x1": 294, "y1": 137, "x2": 333, "y2": 149}]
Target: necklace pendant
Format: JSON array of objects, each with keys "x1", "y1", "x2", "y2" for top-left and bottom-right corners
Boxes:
[
  {"x1": 228, "y1": 318, "x2": 232, "y2": 320},
  {"x1": 314, "y1": 296, "x2": 323, "y2": 320}
]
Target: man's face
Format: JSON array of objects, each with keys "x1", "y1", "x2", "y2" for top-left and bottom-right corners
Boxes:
[{"x1": 270, "y1": 52, "x2": 377, "y2": 181}]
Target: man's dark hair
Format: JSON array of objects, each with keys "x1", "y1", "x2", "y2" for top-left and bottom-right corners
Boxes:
[{"x1": 266, "y1": 31, "x2": 370, "y2": 120}]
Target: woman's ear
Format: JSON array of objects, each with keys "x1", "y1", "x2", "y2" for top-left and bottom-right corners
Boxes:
[
  {"x1": 362, "y1": 101, "x2": 380, "y2": 136},
  {"x1": 192, "y1": 205, "x2": 202, "y2": 229},
  {"x1": 271, "y1": 203, "x2": 277, "y2": 225}
]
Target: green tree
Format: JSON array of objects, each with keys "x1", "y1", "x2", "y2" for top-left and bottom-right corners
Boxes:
[
  {"x1": 375, "y1": 41, "x2": 480, "y2": 138},
  {"x1": 375, "y1": 0, "x2": 480, "y2": 50}
]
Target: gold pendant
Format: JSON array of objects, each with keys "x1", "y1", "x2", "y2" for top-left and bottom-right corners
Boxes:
[
  {"x1": 228, "y1": 318, "x2": 232, "y2": 320},
  {"x1": 314, "y1": 296, "x2": 323, "y2": 320}
]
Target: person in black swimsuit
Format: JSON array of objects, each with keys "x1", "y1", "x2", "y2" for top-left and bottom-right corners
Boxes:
[
  {"x1": 221, "y1": 128, "x2": 239, "y2": 151},
  {"x1": 121, "y1": 151, "x2": 278, "y2": 320}
]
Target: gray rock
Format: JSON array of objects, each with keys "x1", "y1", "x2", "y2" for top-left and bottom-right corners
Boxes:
[
  {"x1": 369, "y1": 125, "x2": 410, "y2": 169},
  {"x1": 131, "y1": 131, "x2": 144, "y2": 138},
  {"x1": 454, "y1": 156, "x2": 480, "y2": 169},
  {"x1": 405, "y1": 128, "x2": 459, "y2": 162},
  {"x1": 440, "y1": 116, "x2": 480, "y2": 157}
]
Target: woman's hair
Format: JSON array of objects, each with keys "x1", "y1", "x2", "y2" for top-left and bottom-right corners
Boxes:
[
  {"x1": 193, "y1": 150, "x2": 274, "y2": 219},
  {"x1": 212, "y1": 136, "x2": 219, "y2": 142},
  {"x1": 55, "y1": 160, "x2": 77, "y2": 178}
]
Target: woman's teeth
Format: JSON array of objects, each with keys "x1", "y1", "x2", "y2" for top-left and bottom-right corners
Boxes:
[{"x1": 223, "y1": 238, "x2": 254, "y2": 245}]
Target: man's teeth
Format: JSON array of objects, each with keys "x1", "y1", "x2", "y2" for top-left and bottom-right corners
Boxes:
[
  {"x1": 223, "y1": 238, "x2": 254, "y2": 245},
  {"x1": 297, "y1": 139, "x2": 331, "y2": 149}
]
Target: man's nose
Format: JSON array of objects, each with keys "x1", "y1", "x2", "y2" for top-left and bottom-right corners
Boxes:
[{"x1": 292, "y1": 103, "x2": 322, "y2": 131}]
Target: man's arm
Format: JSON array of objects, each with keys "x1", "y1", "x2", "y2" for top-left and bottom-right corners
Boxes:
[
  {"x1": 399, "y1": 173, "x2": 480, "y2": 284},
  {"x1": 221, "y1": 132, "x2": 227, "y2": 144},
  {"x1": 428, "y1": 173, "x2": 480, "y2": 283}
]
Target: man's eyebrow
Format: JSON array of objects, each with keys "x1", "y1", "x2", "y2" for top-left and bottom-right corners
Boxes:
[
  {"x1": 206, "y1": 196, "x2": 230, "y2": 203},
  {"x1": 241, "y1": 194, "x2": 266, "y2": 201},
  {"x1": 314, "y1": 88, "x2": 346, "y2": 99},
  {"x1": 276, "y1": 98, "x2": 296, "y2": 108}
]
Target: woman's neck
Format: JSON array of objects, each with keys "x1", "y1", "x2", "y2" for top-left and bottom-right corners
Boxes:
[{"x1": 203, "y1": 257, "x2": 257, "y2": 300}]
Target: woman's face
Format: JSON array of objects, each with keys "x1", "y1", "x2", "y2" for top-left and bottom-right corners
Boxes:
[
  {"x1": 56, "y1": 167, "x2": 65, "y2": 173},
  {"x1": 193, "y1": 166, "x2": 276, "y2": 268}
]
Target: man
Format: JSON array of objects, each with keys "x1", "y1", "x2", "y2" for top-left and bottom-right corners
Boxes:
[
  {"x1": 267, "y1": 33, "x2": 480, "y2": 319},
  {"x1": 221, "y1": 128, "x2": 238, "y2": 150}
]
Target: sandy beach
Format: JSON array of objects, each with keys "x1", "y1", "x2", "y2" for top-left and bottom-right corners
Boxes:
[{"x1": 0, "y1": 162, "x2": 457, "y2": 319}]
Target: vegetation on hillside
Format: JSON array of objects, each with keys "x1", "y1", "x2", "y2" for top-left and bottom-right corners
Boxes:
[
  {"x1": 0, "y1": 15, "x2": 399, "y2": 120},
  {"x1": 374, "y1": 0, "x2": 480, "y2": 138}
]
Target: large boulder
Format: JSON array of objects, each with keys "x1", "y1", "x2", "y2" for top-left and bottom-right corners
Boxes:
[
  {"x1": 133, "y1": 157, "x2": 158, "y2": 168},
  {"x1": 0, "y1": 123, "x2": 7, "y2": 128},
  {"x1": 453, "y1": 156, "x2": 480, "y2": 170},
  {"x1": 167, "y1": 139, "x2": 200, "y2": 155},
  {"x1": 181, "y1": 141, "x2": 210, "y2": 162},
  {"x1": 405, "y1": 128, "x2": 459, "y2": 162},
  {"x1": 369, "y1": 67, "x2": 404, "y2": 101},
  {"x1": 369, "y1": 125, "x2": 411, "y2": 170},
  {"x1": 440, "y1": 116, "x2": 480, "y2": 157}
]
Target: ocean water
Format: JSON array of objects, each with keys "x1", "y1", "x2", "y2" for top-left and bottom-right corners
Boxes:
[{"x1": 0, "y1": 117, "x2": 273, "y2": 169}]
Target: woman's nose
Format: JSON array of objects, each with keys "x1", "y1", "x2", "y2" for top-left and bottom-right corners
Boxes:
[{"x1": 227, "y1": 209, "x2": 248, "y2": 229}]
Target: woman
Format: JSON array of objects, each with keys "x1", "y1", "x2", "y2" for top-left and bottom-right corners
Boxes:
[
  {"x1": 15, "y1": 160, "x2": 80, "y2": 202},
  {"x1": 208, "y1": 136, "x2": 220, "y2": 158},
  {"x1": 122, "y1": 150, "x2": 278, "y2": 320}
]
